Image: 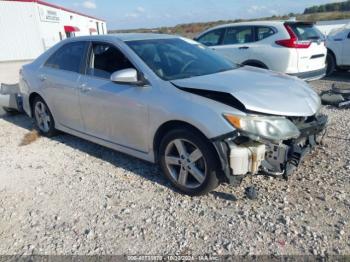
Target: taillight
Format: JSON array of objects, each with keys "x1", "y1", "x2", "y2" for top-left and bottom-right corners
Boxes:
[{"x1": 275, "y1": 25, "x2": 311, "y2": 49}]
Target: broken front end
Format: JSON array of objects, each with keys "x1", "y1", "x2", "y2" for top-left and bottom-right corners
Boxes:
[{"x1": 213, "y1": 113, "x2": 328, "y2": 185}]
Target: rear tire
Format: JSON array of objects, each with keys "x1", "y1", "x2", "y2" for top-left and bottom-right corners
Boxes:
[
  {"x1": 326, "y1": 53, "x2": 336, "y2": 76},
  {"x1": 159, "y1": 128, "x2": 220, "y2": 196},
  {"x1": 32, "y1": 97, "x2": 57, "y2": 137}
]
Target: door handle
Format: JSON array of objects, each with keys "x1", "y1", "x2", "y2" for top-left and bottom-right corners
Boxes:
[
  {"x1": 239, "y1": 46, "x2": 249, "y2": 50},
  {"x1": 39, "y1": 74, "x2": 47, "y2": 81},
  {"x1": 79, "y1": 84, "x2": 92, "y2": 93}
]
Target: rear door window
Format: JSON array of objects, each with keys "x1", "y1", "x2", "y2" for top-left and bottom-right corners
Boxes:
[
  {"x1": 223, "y1": 26, "x2": 255, "y2": 45},
  {"x1": 45, "y1": 42, "x2": 88, "y2": 73},
  {"x1": 196, "y1": 29, "x2": 224, "y2": 46},
  {"x1": 288, "y1": 23, "x2": 323, "y2": 41},
  {"x1": 256, "y1": 26, "x2": 276, "y2": 41}
]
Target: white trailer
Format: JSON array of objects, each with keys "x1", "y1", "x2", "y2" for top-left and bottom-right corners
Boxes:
[{"x1": 0, "y1": 0, "x2": 107, "y2": 62}]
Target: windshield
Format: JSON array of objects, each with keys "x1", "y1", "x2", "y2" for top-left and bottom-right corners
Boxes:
[{"x1": 126, "y1": 38, "x2": 237, "y2": 81}]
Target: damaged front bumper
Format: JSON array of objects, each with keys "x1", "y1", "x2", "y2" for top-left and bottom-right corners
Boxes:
[{"x1": 212, "y1": 114, "x2": 328, "y2": 185}]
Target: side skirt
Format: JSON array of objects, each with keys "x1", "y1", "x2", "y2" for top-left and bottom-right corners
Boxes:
[{"x1": 55, "y1": 123, "x2": 156, "y2": 164}]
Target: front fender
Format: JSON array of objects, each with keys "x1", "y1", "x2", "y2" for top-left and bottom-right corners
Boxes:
[{"x1": 147, "y1": 85, "x2": 244, "y2": 156}]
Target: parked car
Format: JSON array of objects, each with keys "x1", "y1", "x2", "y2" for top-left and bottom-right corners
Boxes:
[
  {"x1": 195, "y1": 21, "x2": 327, "y2": 81},
  {"x1": 325, "y1": 25, "x2": 350, "y2": 76},
  {"x1": 19, "y1": 34, "x2": 327, "y2": 195}
]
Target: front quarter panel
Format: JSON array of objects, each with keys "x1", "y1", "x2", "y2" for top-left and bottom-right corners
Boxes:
[
  {"x1": 327, "y1": 31, "x2": 347, "y2": 65},
  {"x1": 148, "y1": 81, "x2": 243, "y2": 150}
]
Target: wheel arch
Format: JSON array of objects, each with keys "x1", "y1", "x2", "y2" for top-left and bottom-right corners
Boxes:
[
  {"x1": 242, "y1": 60, "x2": 269, "y2": 69},
  {"x1": 28, "y1": 92, "x2": 51, "y2": 118},
  {"x1": 153, "y1": 120, "x2": 219, "y2": 164},
  {"x1": 327, "y1": 48, "x2": 337, "y2": 64},
  {"x1": 29, "y1": 92, "x2": 43, "y2": 117}
]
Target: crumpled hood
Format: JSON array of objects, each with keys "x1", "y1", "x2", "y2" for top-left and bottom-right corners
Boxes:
[{"x1": 171, "y1": 66, "x2": 321, "y2": 117}]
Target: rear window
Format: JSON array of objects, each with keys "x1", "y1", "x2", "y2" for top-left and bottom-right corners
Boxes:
[
  {"x1": 288, "y1": 23, "x2": 323, "y2": 41},
  {"x1": 256, "y1": 26, "x2": 276, "y2": 41},
  {"x1": 45, "y1": 42, "x2": 87, "y2": 73}
]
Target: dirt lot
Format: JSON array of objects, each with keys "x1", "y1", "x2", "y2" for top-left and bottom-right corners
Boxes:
[{"x1": 0, "y1": 73, "x2": 349, "y2": 256}]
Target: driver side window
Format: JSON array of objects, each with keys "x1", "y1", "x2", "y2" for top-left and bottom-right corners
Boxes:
[
  {"x1": 197, "y1": 29, "x2": 224, "y2": 46},
  {"x1": 87, "y1": 42, "x2": 135, "y2": 79}
]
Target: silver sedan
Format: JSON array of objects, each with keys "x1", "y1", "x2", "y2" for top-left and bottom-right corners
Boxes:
[{"x1": 19, "y1": 34, "x2": 327, "y2": 195}]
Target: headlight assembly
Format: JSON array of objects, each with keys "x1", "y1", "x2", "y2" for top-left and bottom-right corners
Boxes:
[{"x1": 224, "y1": 114, "x2": 300, "y2": 142}]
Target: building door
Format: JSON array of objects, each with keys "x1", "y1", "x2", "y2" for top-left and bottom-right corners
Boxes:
[
  {"x1": 96, "y1": 22, "x2": 100, "y2": 35},
  {"x1": 65, "y1": 32, "x2": 75, "y2": 38}
]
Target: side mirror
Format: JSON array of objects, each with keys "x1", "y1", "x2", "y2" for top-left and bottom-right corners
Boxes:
[{"x1": 111, "y1": 68, "x2": 144, "y2": 85}]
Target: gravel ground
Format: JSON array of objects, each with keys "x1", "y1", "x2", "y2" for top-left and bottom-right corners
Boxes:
[{"x1": 0, "y1": 73, "x2": 349, "y2": 256}]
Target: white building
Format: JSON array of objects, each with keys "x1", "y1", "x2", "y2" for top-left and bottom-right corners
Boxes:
[
  {"x1": 0, "y1": 0, "x2": 107, "y2": 62},
  {"x1": 316, "y1": 19, "x2": 350, "y2": 35}
]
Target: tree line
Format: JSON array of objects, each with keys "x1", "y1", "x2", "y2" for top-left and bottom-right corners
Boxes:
[{"x1": 304, "y1": 0, "x2": 350, "y2": 14}]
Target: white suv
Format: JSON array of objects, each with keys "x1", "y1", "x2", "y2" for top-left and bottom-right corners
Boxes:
[
  {"x1": 195, "y1": 21, "x2": 327, "y2": 81},
  {"x1": 325, "y1": 25, "x2": 350, "y2": 76}
]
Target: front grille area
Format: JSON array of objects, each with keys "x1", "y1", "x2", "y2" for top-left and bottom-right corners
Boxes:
[{"x1": 288, "y1": 115, "x2": 317, "y2": 127}]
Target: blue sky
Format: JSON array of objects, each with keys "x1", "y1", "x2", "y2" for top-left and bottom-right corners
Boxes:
[{"x1": 48, "y1": 0, "x2": 345, "y2": 30}]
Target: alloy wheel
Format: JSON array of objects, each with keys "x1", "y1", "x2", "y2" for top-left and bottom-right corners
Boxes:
[
  {"x1": 164, "y1": 138, "x2": 207, "y2": 189},
  {"x1": 34, "y1": 101, "x2": 51, "y2": 133}
]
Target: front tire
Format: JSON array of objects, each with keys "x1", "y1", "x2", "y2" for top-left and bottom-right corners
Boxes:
[
  {"x1": 159, "y1": 128, "x2": 220, "y2": 196},
  {"x1": 326, "y1": 53, "x2": 336, "y2": 76},
  {"x1": 32, "y1": 97, "x2": 57, "y2": 137}
]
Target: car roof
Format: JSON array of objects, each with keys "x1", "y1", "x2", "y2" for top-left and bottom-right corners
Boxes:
[
  {"x1": 208, "y1": 21, "x2": 286, "y2": 30},
  {"x1": 113, "y1": 33, "x2": 180, "y2": 41},
  {"x1": 203, "y1": 20, "x2": 317, "y2": 31},
  {"x1": 64, "y1": 33, "x2": 180, "y2": 43}
]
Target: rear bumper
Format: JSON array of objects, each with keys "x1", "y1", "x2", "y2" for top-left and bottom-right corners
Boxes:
[
  {"x1": 0, "y1": 84, "x2": 22, "y2": 111},
  {"x1": 0, "y1": 94, "x2": 18, "y2": 109},
  {"x1": 289, "y1": 67, "x2": 326, "y2": 81}
]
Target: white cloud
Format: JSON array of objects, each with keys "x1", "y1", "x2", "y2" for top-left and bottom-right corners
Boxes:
[
  {"x1": 82, "y1": 0, "x2": 96, "y2": 9},
  {"x1": 269, "y1": 9, "x2": 278, "y2": 15},
  {"x1": 247, "y1": 5, "x2": 267, "y2": 14},
  {"x1": 136, "y1": 6, "x2": 145, "y2": 13},
  {"x1": 125, "y1": 6, "x2": 146, "y2": 19},
  {"x1": 125, "y1": 13, "x2": 140, "y2": 18}
]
